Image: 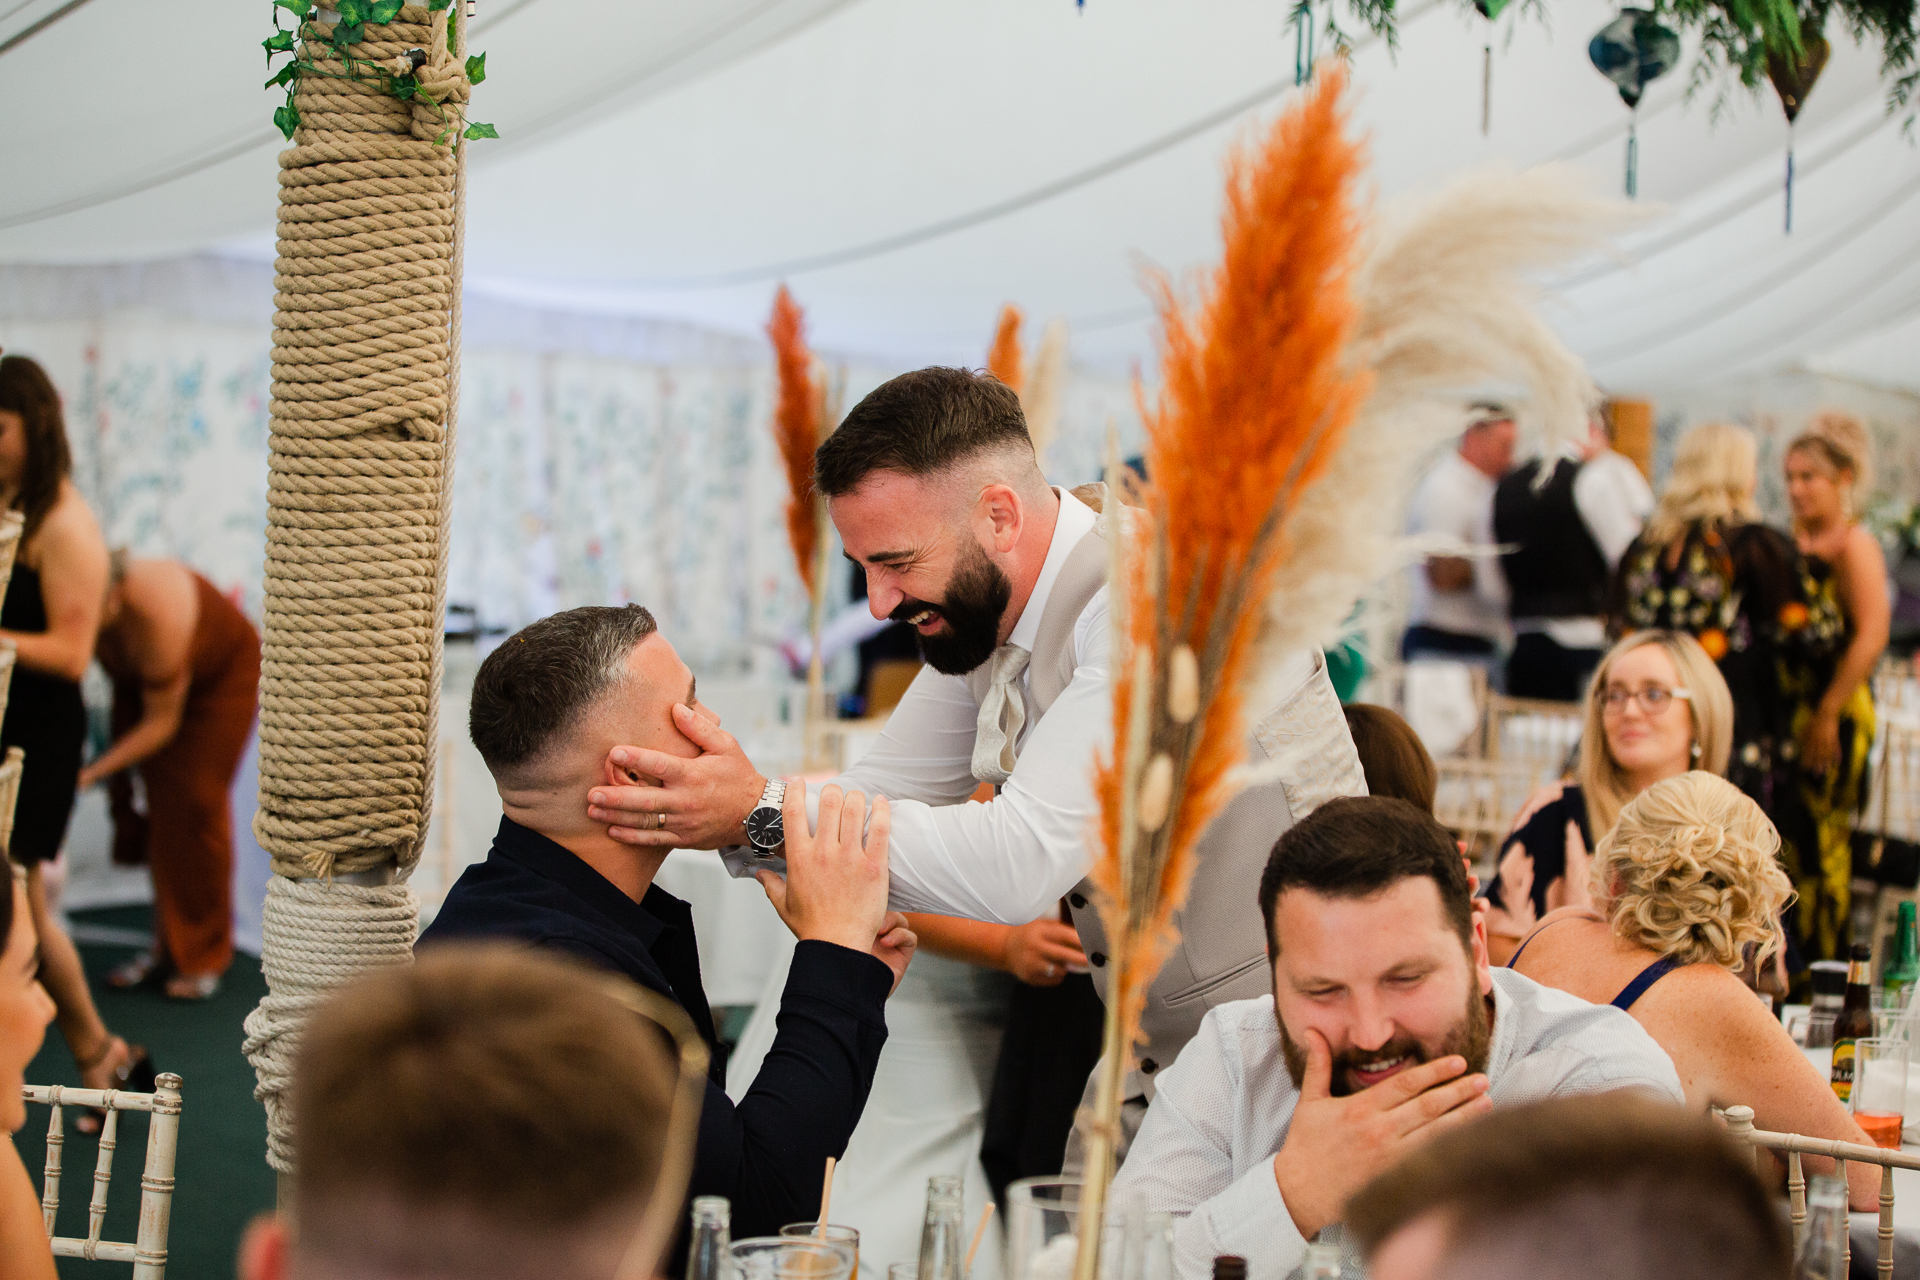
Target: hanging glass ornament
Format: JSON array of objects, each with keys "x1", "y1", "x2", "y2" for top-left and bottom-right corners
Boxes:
[
  {"x1": 1768, "y1": 35, "x2": 1829, "y2": 233},
  {"x1": 1474, "y1": 0, "x2": 1511, "y2": 135},
  {"x1": 1292, "y1": 0, "x2": 1315, "y2": 86},
  {"x1": 1588, "y1": 9, "x2": 1680, "y2": 198}
]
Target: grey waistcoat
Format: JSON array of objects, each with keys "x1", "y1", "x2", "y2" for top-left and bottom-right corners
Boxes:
[{"x1": 964, "y1": 486, "x2": 1368, "y2": 1100}]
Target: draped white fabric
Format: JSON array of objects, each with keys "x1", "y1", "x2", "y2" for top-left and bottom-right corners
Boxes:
[{"x1": 2, "y1": 0, "x2": 1915, "y2": 391}]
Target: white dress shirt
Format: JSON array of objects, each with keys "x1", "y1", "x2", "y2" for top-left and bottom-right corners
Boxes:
[
  {"x1": 1110, "y1": 967, "x2": 1685, "y2": 1280},
  {"x1": 1404, "y1": 451, "x2": 1508, "y2": 643}
]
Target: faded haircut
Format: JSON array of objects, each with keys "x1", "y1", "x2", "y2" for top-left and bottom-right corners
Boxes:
[
  {"x1": 292, "y1": 944, "x2": 675, "y2": 1280},
  {"x1": 469, "y1": 605, "x2": 658, "y2": 775},
  {"x1": 1348, "y1": 1092, "x2": 1791, "y2": 1280},
  {"x1": 813, "y1": 366, "x2": 1037, "y2": 499}
]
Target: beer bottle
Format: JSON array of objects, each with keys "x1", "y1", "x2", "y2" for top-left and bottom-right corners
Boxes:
[{"x1": 1830, "y1": 942, "x2": 1875, "y2": 1103}]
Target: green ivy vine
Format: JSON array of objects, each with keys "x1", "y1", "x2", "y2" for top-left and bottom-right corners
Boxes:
[{"x1": 264, "y1": 0, "x2": 496, "y2": 146}]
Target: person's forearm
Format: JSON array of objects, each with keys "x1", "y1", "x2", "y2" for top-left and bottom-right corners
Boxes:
[
  {"x1": 904, "y1": 914, "x2": 1014, "y2": 971},
  {"x1": 0, "y1": 629, "x2": 90, "y2": 682},
  {"x1": 721, "y1": 942, "x2": 890, "y2": 1236},
  {"x1": 1819, "y1": 634, "x2": 1884, "y2": 719},
  {"x1": 84, "y1": 716, "x2": 180, "y2": 782}
]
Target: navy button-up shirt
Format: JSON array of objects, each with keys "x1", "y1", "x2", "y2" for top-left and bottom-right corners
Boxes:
[{"x1": 422, "y1": 816, "x2": 892, "y2": 1245}]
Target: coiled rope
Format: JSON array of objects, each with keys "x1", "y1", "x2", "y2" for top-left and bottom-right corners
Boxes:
[{"x1": 244, "y1": 2, "x2": 470, "y2": 1175}]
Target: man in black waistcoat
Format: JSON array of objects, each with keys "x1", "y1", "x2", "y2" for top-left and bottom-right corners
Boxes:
[
  {"x1": 421, "y1": 604, "x2": 916, "y2": 1248},
  {"x1": 1493, "y1": 419, "x2": 1652, "y2": 700}
]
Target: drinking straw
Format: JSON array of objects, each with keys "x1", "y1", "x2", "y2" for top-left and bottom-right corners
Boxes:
[{"x1": 965, "y1": 1202, "x2": 996, "y2": 1271}]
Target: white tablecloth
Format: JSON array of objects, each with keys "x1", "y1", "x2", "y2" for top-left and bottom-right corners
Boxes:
[{"x1": 652, "y1": 848, "x2": 791, "y2": 1007}]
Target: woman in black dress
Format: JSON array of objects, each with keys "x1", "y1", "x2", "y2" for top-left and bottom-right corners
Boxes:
[{"x1": 0, "y1": 356, "x2": 149, "y2": 1115}]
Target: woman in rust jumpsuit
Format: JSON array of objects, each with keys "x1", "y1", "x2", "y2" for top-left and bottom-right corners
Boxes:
[{"x1": 85, "y1": 553, "x2": 260, "y2": 999}]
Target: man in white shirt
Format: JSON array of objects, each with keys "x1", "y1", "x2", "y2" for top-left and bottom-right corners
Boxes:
[
  {"x1": 1493, "y1": 416, "x2": 1656, "y2": 700},
  {"x1": 585, "y1": 366, "x2": 1365, "y2": 1141},
  {"x1": 1110, "y1": 796, "x2": 1684, "y2": 1280},
  {"x1": 1402, "y1": 405, "x2": 1515, "y2": 673}
]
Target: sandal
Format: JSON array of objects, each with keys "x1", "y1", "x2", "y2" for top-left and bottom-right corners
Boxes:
[
  {"x1": 105, "y1": 950, "x2": 163, "y2": 990},
  {"x1": 73, "y1": 1036, "x2": 158, "y2": 1134},
  {"x1": 164, "y1": 973, "x2": 220, "y2": 1001}
]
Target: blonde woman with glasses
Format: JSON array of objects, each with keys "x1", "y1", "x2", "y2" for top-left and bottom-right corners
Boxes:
[
  {"x1": 1507, "y1": 771, "x2": 1879, "y2": 1210},
  {"x1": 1482, "y1": 631, "x2": 1733, "y2": 962}
]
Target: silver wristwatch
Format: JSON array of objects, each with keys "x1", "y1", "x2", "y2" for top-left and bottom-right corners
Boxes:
[{"x1": 744, "y1": 778, "x2": 787, "y2": 857}]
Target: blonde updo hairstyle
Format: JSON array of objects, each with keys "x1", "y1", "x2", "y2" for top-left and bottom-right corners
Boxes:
[
  {"x1": 1589, "y1": 771, "x2": 1794, "y2": 970},
  {"x1": 1787, "y1": 410, "x2": 1874, "y2": 513},
  {"x1": 1642, "y1": 423, "x2": 1760, "y2": 548},
  {"x1": 1577, "y1": 630, "x2": 1734, "y2": 838}
]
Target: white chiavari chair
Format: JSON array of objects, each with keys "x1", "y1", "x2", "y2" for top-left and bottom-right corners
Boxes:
[
  {"x1": 1725, "y1": 1103, "x2": 1914, "y2": 1280},
  {"x1": 1861, "y1": 722, "x2": 1920, "y2": 975},
  {"x1": 1433, "y1": 757, "x2": 1544, "y2": 872},
  {"x1": 1482, "y1": 692, "x2": 1584, "y2": 775},
  {"x1": 22, "y1": 1072, "x2": 183, "y2": 1278}
]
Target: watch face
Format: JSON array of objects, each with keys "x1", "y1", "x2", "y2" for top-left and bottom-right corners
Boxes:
[{"x1": 745, "y1": 805, "x2": 782, "y2": 851}]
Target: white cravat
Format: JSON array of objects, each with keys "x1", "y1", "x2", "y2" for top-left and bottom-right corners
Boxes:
[{"x1": 970, "y1": 644, "x2": 1031, "y2": 784}]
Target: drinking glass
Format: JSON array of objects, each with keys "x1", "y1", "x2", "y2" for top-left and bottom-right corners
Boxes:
[
  {"x1": 733, "y1": 1237, "x2": 855, "y2": 1280},
  {"x1": 1005, "y1": 1178, "x2": 1145, "y2": 1280},
  {"x1": 781, "y1": 1224, "x2": 861, "y2": 1278},
  {"x1": 1852, "y1": 1036, "x2": 1909, "y2": 1149}
]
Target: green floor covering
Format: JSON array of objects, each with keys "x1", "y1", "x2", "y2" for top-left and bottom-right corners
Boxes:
[{"x1": 12, "y1": 904, "x2": 275, "y2": 1280}]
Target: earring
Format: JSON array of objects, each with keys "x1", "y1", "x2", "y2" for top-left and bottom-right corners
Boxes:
[{"x1": 1691, "y1": 742, "x2": 1702, "y2": 761}]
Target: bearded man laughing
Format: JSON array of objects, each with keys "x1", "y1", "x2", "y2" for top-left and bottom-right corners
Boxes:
[{"x1": 1111, "y1": 797, "x2": 1685, "y2": 1280}]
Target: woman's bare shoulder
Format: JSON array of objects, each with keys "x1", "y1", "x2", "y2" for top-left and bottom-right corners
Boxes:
[{"x1": 24, "y1": 483, "x2": 104, "y2": 563}]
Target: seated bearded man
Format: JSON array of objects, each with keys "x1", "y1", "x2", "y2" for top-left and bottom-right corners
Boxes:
[{"x1": 1111, "y1": 796, "x2": 1683, "y2": 1280}]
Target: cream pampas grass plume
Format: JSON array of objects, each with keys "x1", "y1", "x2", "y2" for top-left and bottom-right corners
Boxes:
[
  {"x1": 1252, "y1": 163, "x2": 1637, "y2": 694},
  {"x1": 1021, "y1": 318, "x2": 1070, "y2": 472}
]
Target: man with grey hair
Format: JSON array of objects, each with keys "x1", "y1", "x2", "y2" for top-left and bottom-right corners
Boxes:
[{"x1": 421, "y1": 604, "x2": 916, "y2": 1244}]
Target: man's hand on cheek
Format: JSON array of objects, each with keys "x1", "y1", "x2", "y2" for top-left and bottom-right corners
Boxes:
[
  {"x1": 1271, "y1": 1027, "x2": 1491, "y2": 1240},
  {"x1": 587, "y1": 706, "x2": 764, "y2": 850}
]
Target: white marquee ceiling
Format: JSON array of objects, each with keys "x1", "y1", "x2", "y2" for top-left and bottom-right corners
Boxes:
[{"x1": 2, "y1": 0, "x2": 1914, "y2": 392}]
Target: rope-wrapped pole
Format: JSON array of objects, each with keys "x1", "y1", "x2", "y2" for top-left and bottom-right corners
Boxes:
[{"x1": 243, "y1": 1, "x2": 471, "y2": 1178}]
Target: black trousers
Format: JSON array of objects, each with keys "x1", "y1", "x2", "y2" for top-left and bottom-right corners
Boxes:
[
  {"x1": 978, "y1": 974, "x2": 1105, "y2": 1206},
  {"x1": 1506, "y1": 632, "x2": 1603, "y2": 702}
]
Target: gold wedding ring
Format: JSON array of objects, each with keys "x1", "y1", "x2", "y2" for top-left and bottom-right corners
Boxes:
[{"x1": 656, "y1": 812, "x2": 668, "y2": 830}]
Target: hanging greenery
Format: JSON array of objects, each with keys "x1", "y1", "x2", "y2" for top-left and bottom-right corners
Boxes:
[
  {"x1": 1311, "y1": 0, "x2": 1914, "y2": 119},
  {"x1": 264, "y1": 0, "x2": 496, "y2": 144}
]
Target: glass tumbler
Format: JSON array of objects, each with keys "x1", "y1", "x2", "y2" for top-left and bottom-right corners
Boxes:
[
  {"x1": 733, "y1": 1237, "x2": 855, "y2": 1280},
  {"x1": 1851, "y1": 1035, "x2": 1909, "y2": 1149},
  {"x1": 781, "y1": 1223, "x2": 861, "y2": 1279}
]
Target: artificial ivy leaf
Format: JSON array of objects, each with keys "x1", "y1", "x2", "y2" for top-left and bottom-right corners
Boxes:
[
  {"x1": 274, "y1": 103, "x2": 301, "y2": 139},
  {"x1": 427, "y1": 0, "x2": 453, "y2": 8},
  {"x1": 265, "y1": 63, "x2": 298, "y2": 89},
  {"x1": 465, "y1": 51, "x2": 486, "y2": 84},
  {"x1": 263, "y1": 30, "x2": 295, "y2": 54},
  {"x1": 463, "y1": 121, "x2": 499, "y2": 139},
  {"x1": 370, "y1": 0, "x2": 405, "y2": 22},
  {"x1": 336, "y1": 20, "x2": 364, "y2": 45},
  {"x1": 274, "y1": 0, "x2": 313, "y2": 15},
  {"x1": 391, "y1": 75, "x2": 418, "y2": 100},
  {"x1": 336, "y1": 0, "x2": 371, "y2": 22}
]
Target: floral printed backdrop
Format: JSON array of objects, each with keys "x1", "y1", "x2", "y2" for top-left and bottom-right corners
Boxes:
[{"x1": 0, "y1": 262, "x2": 1146, "y2": 675}]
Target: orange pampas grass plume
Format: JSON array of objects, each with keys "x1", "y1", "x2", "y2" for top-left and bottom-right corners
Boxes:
[
  {"x1": 1075, "y1": 62, "x2": 1369, "y2": 1280},
  {"x1": 986, "y1": 303, "x2": 1025, "y2": 394},
  {"x1": 767, "y1": 284, "x2": 822, "y2": 593}
]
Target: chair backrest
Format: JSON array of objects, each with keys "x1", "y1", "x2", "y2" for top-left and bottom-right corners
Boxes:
[
  {"x1": 0, "y1": 745, "x2": 24, "y2": 858},
  {"x1": 22, "y1": 1073, "x2": 183, "y2": 1279},
  {"x1": 1482, "y1": 692, "x2": 1584, "y2": 773},
  {"x1": 1723, "y1": 1103, "x2": 1911, "y2": 1280},
  {"x1": 1433, "y1": 758, "x2": 1548, "y2": 867},
  {"x1": 1865, "y1": 722, "x2": 1920, "y2": 845}
]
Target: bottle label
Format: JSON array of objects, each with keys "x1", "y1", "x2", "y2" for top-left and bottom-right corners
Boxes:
[
  {"x1": 1832, "y1": 1040, "x2": 1857, "y2": 1103},
  {"x1": 1850, "y1": 960, "x2": 1872, "y2": 986}
]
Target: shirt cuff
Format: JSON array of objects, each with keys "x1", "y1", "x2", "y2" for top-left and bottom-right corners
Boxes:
[
  {"x1": 1204, "y1": 1161, "x2": 1309, "y2": 1279},
  {"x1": 785, "y1": 939, "x2": 892, "y2": 1023}
]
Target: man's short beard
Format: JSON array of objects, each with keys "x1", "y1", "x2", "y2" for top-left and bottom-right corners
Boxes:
[
  {"x1": 889, "y1": 538, "x2": 1013, "y2": 676},
  {"x1": 1277, "y1": 980, "x2": 1492, "y2": 1098}
]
